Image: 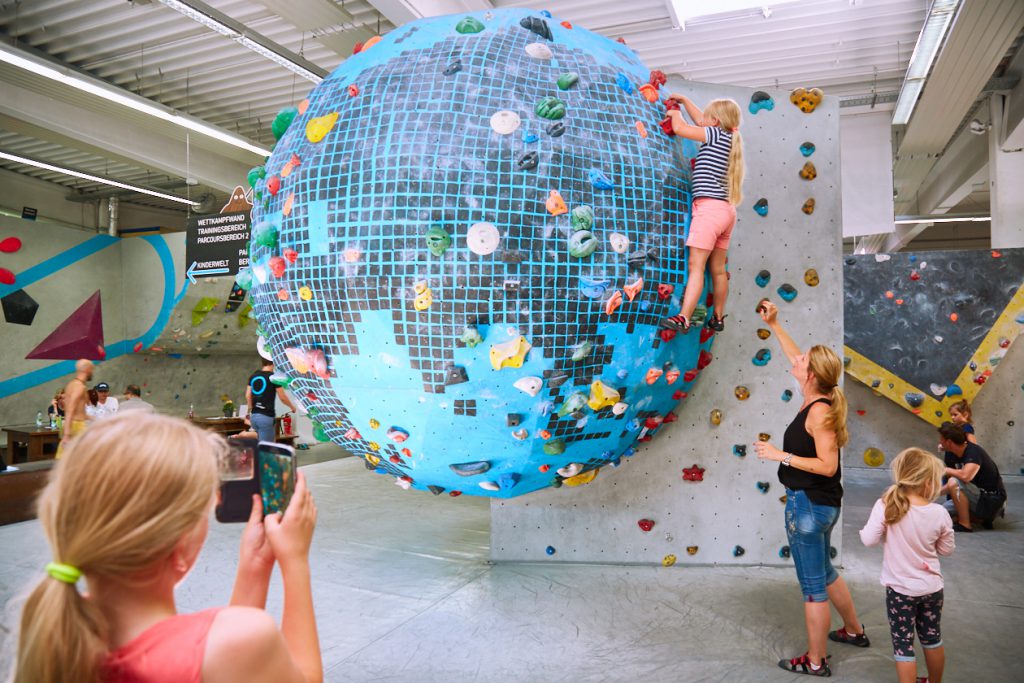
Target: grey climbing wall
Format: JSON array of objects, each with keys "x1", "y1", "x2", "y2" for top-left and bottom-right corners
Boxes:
[{"x1": 491, "y1": 79, "x2": 843, "y2": 566}]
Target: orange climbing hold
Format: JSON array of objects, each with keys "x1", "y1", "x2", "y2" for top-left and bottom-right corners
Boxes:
[
  {"x1": 604, "y1": 289, "x2": 623, "y2": 315},
  {"x1": 282, "y1": 192, "x2": 295, "y2": 216},
  {"x1": 546, "y1": 190, "x2": 568, "y2": 215},
  {"x1": 560, "y1": 20, "x2": 573, "y2": 28},
  {"x1": 885, "y1": 291, "x2": 894, "y2": 299},
  {"x1": 297, "y1": 99, "x2": 309, "y2": 114},
  {"x1": 635, "y1": 121, "x2": 648, "y2": 138},
  {"x1": 665, "y1": 368, "x2": 680, "y2": 384},
  {"x1": 539, "y1": 464, "x2": 551, "y2": 473},
  {"x1": 362, "y1": 35, "x2": 382, "y2": 51},
  {"x1": 280, "y1": 154, "x2": 301, "y2": 177},
  {"x1": 949, "y1": 313, "x2": 958, "y2": 322},
  {"x1": 624, "y1": 277, "x2": 644, "y2": 301},
  {"x1": 645, "y1": 367, "x2": 663, "y2": 384},
  {"x1": 277, "y1": 289, "x2": 289, "y2": 301},
  {"x1": 539, "y1": 429, "x2": 552, "y2": 439},
  {"x1": 638, "y1": 83, "x2": 659, "y2": 102}
]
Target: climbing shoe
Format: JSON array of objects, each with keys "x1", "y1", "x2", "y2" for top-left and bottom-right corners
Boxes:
[
  {"x1": 828, "y1": 625, "x2": 870, "y2": 648},
  {"x1": 705, "y1": 314, "x2": 727, "y2": 332},
  {"x1": 778, "y1": 653, "x2": 831, "y2": 677},
  {"x1": 659, "y1": 314, "x2": 690, "y2": 333}
]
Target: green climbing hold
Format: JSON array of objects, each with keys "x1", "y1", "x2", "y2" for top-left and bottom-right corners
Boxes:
[
  {"x1": 456, "y1": 16, "x2": 485, "y2": 34},
  {"x1": 312, "y1": 422, "x2": 331, "y2": 443},
  {"x1": 568, "y1": 230, "x2": 599, "y2": 258},
  {"x1": 460, "y1": 327, "x2": 483, "y2": 347},
  {"x1": 571, "y1": 340, "x2": 593, "y2": 362},
  {"x1": 247, "y1": 166, "x2": 266, "y2": 189},
  {"x1": 237, "y1": 303, "x2": 254, "y2": 328},
  {"x1": 252, "y1": 220, "x2": 279, "y2": 249},
  {"x1": 191, "y1": 297, "x2": 219, "y2": 327},
  {"x1": 535, "y1": 96, "x2": 567, "y2": 120},
  {"x1": 557, "y1": 391, "x2": 588, "y2": 418},
  {"x1": 570, "y1": 205, "x2": 594, "y2": 231},
  {"x1": 543, "y1": 438, "x2": 567, "y2": 455},
  {"x1": 271, "y1": 107, "x2": 298, "y2": 141},
  {"x1": 425, "y1": 224, "x2": 452, "y2": 256},
  {"x1": 690, "y1": 304, "x2": 708, "y2": 326},
  {"x1": 557, "y1": 72, "x2": 580, "y2": 90}
]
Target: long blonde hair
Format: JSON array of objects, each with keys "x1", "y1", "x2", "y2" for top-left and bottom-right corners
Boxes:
[
  {"x1": 704, "y1": 98, "x2": 744, "y2": 206},
  {"x1": 882, "y1": 447, "x2": 944, "y2": 525},
  {"x1": 15, "y1": 414, "x2": 222, "y2": 683},
  {"x1": 807, "y1": 345, "x2": 848, "y2": 448}
]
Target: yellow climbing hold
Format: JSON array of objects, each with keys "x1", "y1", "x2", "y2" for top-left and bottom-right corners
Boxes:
[
  {"x1": 413, "y1": 282, "x2": 434, "y2": 311},
  {"x1": 587, "y1": 380, "x2": 621, "y2": 411},
  {"x1": 366, "y1": 453, "x2": 381, "y2": 466},
  {"x1": 662, "y1": 554, "x2": 677, "y2": 567},
  {"x1": 306, "y1": 112, "x2": 339, "y2": 143},
  {"x1": 368, "y1": 441, "x2": 380, "y2": 452},
  {"x1": 369, "y1": 418, "x2": 380, "y2": 429},
  {"x1": 299, "y1": 286, "x2": 313, "y2": 301},
  {"x1": 863, "y1": 447, "x2": 885, "y2": 467},
  {"x1": 489, "y1": 336, "x2": 532, "y2": 370},
  {"x1": 563, "y1": 468, "x2": 599, "y2": 487}
]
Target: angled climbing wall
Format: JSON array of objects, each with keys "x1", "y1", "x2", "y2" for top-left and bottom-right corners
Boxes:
[{"x1": 491, "y1": 80, "x2": 844, "y2": 566}]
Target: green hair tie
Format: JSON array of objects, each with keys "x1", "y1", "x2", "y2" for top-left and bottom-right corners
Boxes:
[{"x1": 45, "y1": 562, "x2": 82, "y2": 584}]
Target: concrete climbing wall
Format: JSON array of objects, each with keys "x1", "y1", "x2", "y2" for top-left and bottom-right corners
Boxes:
[{"x1": 491, "y1": 80, "x2": 844, "y2": 566}]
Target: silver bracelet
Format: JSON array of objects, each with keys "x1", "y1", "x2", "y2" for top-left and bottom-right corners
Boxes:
[{"x1": 782, "y1": 454, "x2": 793, "y2": 467}]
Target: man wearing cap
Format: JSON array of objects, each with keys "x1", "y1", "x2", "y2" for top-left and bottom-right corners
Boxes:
[{"x1": 92, "y1": 382, "x2": 119, "y2": 419}]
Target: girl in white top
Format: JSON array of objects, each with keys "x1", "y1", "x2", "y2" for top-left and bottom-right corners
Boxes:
[{"x1": 860, "y1": 447, "x2": 955, "y2": 683}]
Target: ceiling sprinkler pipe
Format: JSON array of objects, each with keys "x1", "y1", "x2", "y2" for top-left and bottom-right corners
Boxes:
[{"x1": 108, "y1": 196, "x2": 119, "y2": 236}]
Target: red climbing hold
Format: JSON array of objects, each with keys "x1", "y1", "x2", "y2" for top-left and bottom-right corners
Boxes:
[
  {"x1": 352, "y1": 41, "x2": 364, "y2": 54},
  {"x1": 283, "y1": 248, "x2": 298, "y2": 263},
  {"x1": 682, "y1": 464, "x2": 705, "y2": 482},
  {"x1": 700, "y1": 327, "x2": 714, "y2": 343},
  {"x1": 659, "y1": 329, "x2": 677, "y2": 342},
  {"x1": 856, "y1": 410, "x2": 866, "y2": 416},
  {"x1": 910, "y1": 271, "x2": 920, "y2": 281},
  {"x1": 672, "y1": 390, "x2": 687, "y2": 400},
  {"x1": 266, "y1": 175, "x2": 281, "y2": 196},
  {"x1": 401, "y1": 447, "x2": 412, "y2": 458},
  {"x1": 449, "y1": 491, "x2": 462, "y2": 497},
  {"x1": 698, "y1": 350, "x2": 713, "y2": 369},
  {"x1": 659, "y1": 117, "x2": 674, "y2": 136},
  {"x1": 269, "y1": 256, "x2": 287, "y2": 278},
  {"x1": 644, "y1": 416, "x2": 663, "y2": 429},
  {"x1": 663, "y1": 99, "x2": 680, "y2": 111},
  {"x1": 0, "y1": 268, "x2": 14, "y2": 285},
  {"x1": 560, "y1": 20, "x2": 573, "y2": 28},
  {"x1": 663, "y1": 412, "x2": 678, "y2": 423},
  {"x1": 26, "y1": 291, "x2": 104, "y2": 360},
  {"x1": 306, "y1": 391, "x2": 319, "y2": 402},
  {"x1": 539, "y1": 464, "x2": 551, "y2": 473},
  {"x1": 390, "y1": 455, "x2": 403, "y2": 464},
  {"x1": 649, "y1": 70, "x2": 667, "y2": 88},
  {"x1": 347, "y1": 84, "x2": 360, "y2": 97},
  {"x1": 638, "y1": 434, "x2": 652, "y2": 442},
  {"x1": 344, "y1": 427, "x2": 361, "y2": 440},
  {"x1": 133, "y1": 341, "x2": 143, "y2": 353},
  {"x1": 657, "y1": 283, "x2": 674, "y2": 300},
  {"x1": 0, "y1": 237, "x2": 22, "y2": 253},
  {"x1": 638, "y1": 519, "x2": 655, "y2": 532},
  {"x1": 992, "y1": 250, "x2": 1002, "y2": 258},
  {"x1": 683, "y1": 369, "x2": 698, "y2": 382}
]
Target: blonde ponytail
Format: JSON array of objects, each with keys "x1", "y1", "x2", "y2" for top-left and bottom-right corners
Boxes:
[
  {"x1": 826, "y1": 385, "x2": 848, "y2": 449},
  {"x1": 883, "y1": 448, "x2": 945, "y2": 525},
  {"x1": 15, "y1": 414, "x2": 222, "y2": 683},
  {"x1": 703, "y1": 98, "x2": 744, "y2": 206},
  {"x1": 807, "y1": 345, "x2": 848, "y2": 448}
]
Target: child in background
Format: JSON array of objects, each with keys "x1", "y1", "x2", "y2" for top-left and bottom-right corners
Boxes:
[
  {"x1": 860, "y1": 448, "x2": 955, "y2": 683},
  {"x1": 659, "y1": 95, "x2": 744, "y2": 334},
  {"x1": 948, "y1": 400, "x2": 976, "y2": 444}
]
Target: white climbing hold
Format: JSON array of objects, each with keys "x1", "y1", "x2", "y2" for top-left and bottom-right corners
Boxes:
[
  {"x1": 557, "y1": 463, "x2": 584, "y2": 478},
  {"x1": 874, "y1": 254, "x2": 891, "y2": 262},
  {"x1": 479, "y1": 481, "x2": 500, "y2": 491},
  {"x1": 467, "y1": 222, "x2": 501, "y2": 255},
  {"x1": 929, "y1": 383, "x2": 947, "y2": 396},
  {"x1": 612, "y1": 401, "x2": 629, "y2": 416},
  {"x1": 490, "y1": 110, "x2": 521, "y2": 135},
  {"x1": 609, "y1": 232, "x2": 629, "y2": 254},
  {"x1": 525, "y1": 42, "x2": 553, "y2": 60},
  {"x1": 256, "y1": 336, "x2": 272, "y2": 361},
  {"x1": 394, "y1": 477, "x2": 411, "y2": 490},
  {"x1": 513, "y1": 376, "x2": 543, "y2": 397}
]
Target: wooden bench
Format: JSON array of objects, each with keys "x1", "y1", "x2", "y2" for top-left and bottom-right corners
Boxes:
[{"x1": 0, "y1": 460, "x2": 55, "y2": 526}]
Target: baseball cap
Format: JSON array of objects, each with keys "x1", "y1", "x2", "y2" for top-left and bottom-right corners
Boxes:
[{"x1": 95, "y1": 382, "x2": 110, "y2": 391}]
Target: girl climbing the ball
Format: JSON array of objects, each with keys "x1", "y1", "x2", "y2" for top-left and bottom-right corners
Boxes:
[
  {"x1": 948, "y1": 400, "x2": 977, "y2": 443},
  {"x1": 659, "y1": 94, "x2": 744, "y2": 334},
  {"x1": 860, "y1": 447, "x2": 955, "y2": 683}
]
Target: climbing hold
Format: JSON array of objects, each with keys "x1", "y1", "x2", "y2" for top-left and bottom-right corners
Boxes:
[
  {"x1": 545, "y1": 121, "x2": 566, "y2": 137},
  {"x1": 525, "y1": 42, "x2": 553, "y2": 60},
  {"x1": 604, "y1": 290, "x2": 623, "y2": 315},
  {"x1": 863, "y1": 447, "x2": 885, "y2": 467},
  {"x1": 733, "y1": 545, "x2": 745, "y2": 557},
  {"x1": 489, "y1": 336, "x2": 531, "y2": 370},
  {"x1": 478, "y1": 481, "x2": 500, "y2": 491},
  {"x1": 497, "y1": 473, "x2": 519, "y2": 491},
  {"x1": 623, "y1": 277, "x2": 644, "y2": 301},
  {"x1": 635, "y1": 121, "x2": 648, "y2": 138},
  {"x1": 710, "y1": 409, "x2": 722, "y2": 426},
  {"x1": 557, "y1": 392, "x2": 587, "y2": 418},
  {"x1": 346, "y1": 84, "x2": 360, "y2": 98},
  {"x1": 516, "y1": 151, "x2": 539, "y2": 170},
  {"x1": 247, "y1": 166, "x2": 266, "y2": 189},
  {"x1": 802, "y1": 198, "x2": 816, "y2": 215},
  {"x1": 568, "y1": 230, "x2": 599, "y2": 258},
  {"x1": 571, "y1": 340, "x2": 593, "y2": 361},
  {"x1": 305, "y1": 112, "x2": 339, "y2": 143},
  {"x1": 424, "y1": 225, "x2": 452, "y2": 256},
  {"x1": 556, "y1": 462, "x2": 582, "y2": 477},
  {"x1": 758, "y1": 433, "x2": 771, "y2": 442},
  {"x1": 638, "y1": 519, "x2": 655, "y2": 532},
  {"x1": 615, "y1": 72, "x2": 633, "y2": 94},
  {"x1": 752, "y1": 349, "x2": 771, "y2": 367},
  {"x1": 690, "y1": 304, "x2": 707, "y2": 327},
  {"x1": 443, "y1": 60, "x2": 462, "y2": 75},
  {"x1": 662, "y1": 554, "x2": 677, "y2": 567},
  {"x1": 513, "y1": 376, "x2": 543, "y2": 397},
  {"x1": 756, "y1": 481, "x2": 770, "y2": 494},
  {"x1": 271, "y1": 106, "x2": 298, "y2": 140},
  {"x1": 734, "y1": 385, "x2": 750, "y2": 400},
  {"x1": 519, "y1": 16, "x2": 552, "y2": 40},
  {"x1": 665, "y1": 368, "x2": 680, "y2": 384},
  {"x1": 698, "y1": 350, "x2": 713, "y2": 370},
  {"x1": 265, "y1": 175, "x2": 281, "y2": 197},
  {"x1": 657, "y1": 283, "x2": 674, "y2": 300},
  {"x1": 588, "y1": 169, "x2": 615, "y2": 190},
  {"x1": 368, "y1": 418, "x2": 380, "y2": 430},
  {"x1": 686, "y1": 546, "x2": 699, "y2": 556},
  {"x1": 777, "y1": 283, "x2": 798, "y2": 302},
  {"x1": 779, "y1": 546, "x2": 791, "y2": 559},
  {"x1": 799, "y1": 162, "x2": 817, "y2": 180},
  {"x1": 512, "y1": 428, "x2": 529, "y2": 441},
  {"x1": 904, "y1": 392, "x2": 924, "y2": 409},
  {"x1": 268, "y1": 256, "x2": 286, "y2": 278},
  {"x1": 649, "y1": 69, "x2": 667, "y2": 88},
  {"x1": 413, "y1": 282, "x2": 434, "y2": 311},
  {"x1": 645, "y1": 367, "x2": 664, "y2": 384},
  {"x1": 945, "y1": 384, "x2": 963, "y2": 397},
  {"x1": 753, "y1": 198, "x2": 769, "y2": 216},
  {"x1": 546, "y1": 190, "x2": 568, "y2": 215},
  {"x1": 611, "y1": 401, "x2": 629, "y2": 416},
  {"x1": 460, "y1": 327, "x2": 483, "y2": 347},
  {"x1": 609, "y1": 232, "x2": 629, "y2": 254},
  {"x1": 535, "y1": 96, "x2": 566, "y2": 120},
  {"x1": 949, "y1": 312, "x2": 958, "y2": 322},
  {"x1": 449, "y1": 461, "x2": 490, "y2": 476},
  {"x1": 587, "y1": 380, "x2": 620, "y2": 411},
  {"x1": 546, "y1": 546, "x2": 556, "y2": 555},
  {"x1": 490, "y1": 110, "x2": 521, "y2": 135},
  {"x1": 804, "y1": 268, "x2": 819, "y2": 287},
  {"x1": 781, "y1": 389, "x2": 793, "y2": 402},
  {"x1": 682, "y1": 464, "x2": 705, "y2": 482},
  {"x1": 462, "y1": 222, "x2": 500, "y2": 256},
  {"x1": 570, "y1": 205, "x2": 594, "y2": 230},
  {"x1": 733, "y1": 444, "x2": 747, "y2": 457},
  {"x1": 755, "y1": 270, "x2": 771, "y2": 288},
  {"x1": 387, "y1": 427, "x2": 409, "y2": 443},
  {"x1": 252, "y1": 219, "x2": 280, "y2": 249},
  {"x1": 456, "y1": 16, "x2": 485, "y2": 34},
  {"x1": 749, "y1": 90, "x2": 775, "y2": 114},
  {"x1": 638, "y1": 83, "x2": 659, "y2": 102},
  {"x1": 564, "y1": 468, "x2": 599, "y2": 487},
  {"x1": 557, "y1": 72, "x2": 579, "y2": 90},
  {"x1": 790, "y1": 87, "x2": 824, "y2": 113},
  {"x1": 579, "y1": 276, "x2": 610, "y2": 299},
  {"x1": 757, "y1": 328, "x2": 772, "y2": 340}
]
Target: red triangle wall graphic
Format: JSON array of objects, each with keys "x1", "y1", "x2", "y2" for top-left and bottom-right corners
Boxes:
[{"x1": 26, "y1": 291, "x2": 106, "y2": 360}]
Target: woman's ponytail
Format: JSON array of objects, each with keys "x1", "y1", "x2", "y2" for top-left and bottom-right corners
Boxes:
[
  {"x1": 16, "y1": 578, "x2": 107, "y2": 683},
  {"x1": 826, "y1": 384, "x2": 849, "y2": 449}
]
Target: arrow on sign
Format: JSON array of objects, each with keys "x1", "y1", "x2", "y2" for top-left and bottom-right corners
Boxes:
[{"x1": 186, "y1": 261, "x2": 230, "y2": 284}]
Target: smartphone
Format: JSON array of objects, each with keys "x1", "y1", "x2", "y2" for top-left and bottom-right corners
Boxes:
[
  {"x1": 257, "y1": 441, "x2": 296, "y2": 517},
  {"x1": 215, "y1": 437, "x2": 259, "y2": 523}
]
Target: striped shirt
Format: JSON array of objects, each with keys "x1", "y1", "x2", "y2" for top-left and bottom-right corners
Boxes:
[{"x1": 692, "y1": 127, "x2": 733, "y2": 201}]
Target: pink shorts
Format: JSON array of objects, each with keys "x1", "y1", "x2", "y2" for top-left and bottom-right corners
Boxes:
[{"x1": 686, "y1": 198, "x2": 736, "y2": 251}]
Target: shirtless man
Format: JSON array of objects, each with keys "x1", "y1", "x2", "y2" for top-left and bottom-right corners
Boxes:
[{"x1": 57, "y1": 359, "x2": 93, "y2": 457}]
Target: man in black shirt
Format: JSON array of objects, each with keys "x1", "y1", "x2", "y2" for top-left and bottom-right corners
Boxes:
[
  {"x1": 246, "y1": 358, "x2": 297, "y2": 443},
  {"x1": 938, "y1": 422, "x2": 1006, "y2": 531}
]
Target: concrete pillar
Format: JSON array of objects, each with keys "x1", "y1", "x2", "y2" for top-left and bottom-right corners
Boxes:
[{"x1": 989, "y1": 94, "x2": 1024, "y2": 248}]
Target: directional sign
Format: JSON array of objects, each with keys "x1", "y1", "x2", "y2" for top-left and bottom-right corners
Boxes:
[{"x1": 185, "y1": 208, "x2": 251, "y2": 284}]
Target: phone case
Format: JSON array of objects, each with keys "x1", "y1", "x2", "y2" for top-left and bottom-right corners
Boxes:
[
  {"x1": 215, "y1": 437, "x2": 259, "y2": 523},
  {"x1": 259, "y1": 447, "x2": 296, "y2": 516}
]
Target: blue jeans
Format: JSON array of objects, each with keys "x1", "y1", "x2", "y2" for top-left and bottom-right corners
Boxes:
[
  {"x1": 785, "y1": 488, "x2": 840, "y2": 602},
  {"x1": 250, "y1": 413, "x2": 275, "y2": 444}
]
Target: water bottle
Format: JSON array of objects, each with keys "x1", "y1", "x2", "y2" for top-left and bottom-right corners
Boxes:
[
  {"x1": 49, "y1": 413, "x2": 56, "y2": 429},
  {"x1": 188, "y1": 404, "x2": 195, "y2": 420},
  {"x1": 36, "y1": 411, "x2": 43, "y2": 427}
]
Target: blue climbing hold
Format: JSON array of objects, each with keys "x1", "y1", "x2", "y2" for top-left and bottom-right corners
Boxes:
[
  {"x1": 752, "y1": 348, "x2": 772, "y2": 366},
  {"x1": 733, "y1": 545, "x2": 745, "y2": 557},
  {"x1": 546, "y1": 545, "x2": 556, "y2": 555},
  {"x1": 755, "y1": 270, "x2": 771, "y2": 288},
  {"x1": 779, "y1": 545, "x2": 791, "y2": 559},
  {"x1": 639, "y1": 300, "x2": 651, "y2": 312},
  {"x1": 449, "y1": 461, "x2": 490, "y2": 476},
  {"x1": 579, "y1": 276, "x2": 611, "y2": 299},
  {"x1": 623, "y1": 447, "x2": 636, "y2": 457},
  {"x1": 498, "y1": 473, "x2": 519, "y2": 490},
  {"x1": 589, "y1": 169, "x2": 615, "y2": 190},
  {"x1": 616, "y1": 368, "x2": 629, "y2": 379},
  {"x1": 615, "y1": 72, "x2": 633, "y2": 94},
  {"x1": 522, "y1": 131, "x2": 538, "y2": 143},
  {"x1": 945, "y1": 384, "x2": 963, "y2": 397},
  {"x1": 756, "y1": 481, "x2": 770, "y2": 494},
  {"x1": 733, "y1": 444, "x2": 747, "y2": 457},
  {"x1": 626, "y1": 418, "x2": 641, "y2": 432},
  {"x1": 781, "y1": 389, "x2": 793, "y2": 402},
  {"x1": 749, "y1": 91, "x2": 774, "y2": 114},
  {"x1": 540, "y1": 9, "x2": 552, "y2": 18},
  {"x1": 777, "y1": 283, "x2": 798, "y2": 302},
  {"x1": 753, "y1": 198, "x2": 768, "y2": 216},
  {"x1": 904, "y1": 392, "x2": 925, "y2": 408},
  {"x1": 799, "y1": 142, "x2": 816, "y2": 157}
]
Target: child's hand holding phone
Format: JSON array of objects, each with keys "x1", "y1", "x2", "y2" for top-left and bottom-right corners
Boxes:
[{"x1": 265, "y1": 471, "x2": 317, "y2": 569}]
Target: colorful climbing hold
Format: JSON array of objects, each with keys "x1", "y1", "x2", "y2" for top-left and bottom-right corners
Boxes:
[
  {"x1": 800, "y1": 141, "x2": 816, "y2": 157},
  {"x1": 756, "y1": 481, "x2": 770, "y2": 494},
  {"x1": 657, "y1": 283, "x2": 674, "y2": 300},
  {"x1": 662, "y1": 554, "x2": 677, "y2": 567},
  {"x1": 904, "y1": 392, "x2": 924, "y2": 408},
  {"x1": 466, "y1": 222, "x2": 500, "y2": 255},
  {"x1": 425, "y1": 225, "x2": 452, "y2": 256},
  {"x1": 863, "y1": 447, "x2": 885, "y2": 467},
  {"x1": 615, "y1": 72, "x2": 633, "y2": 94},
  {"x1": 305, "y1": 112, "x2": 339, "y2": 143},
  {"x1": 556, "y1": 392, "x2": 587, "y2": 418},
  {"x1": 546, "y1": 546, "x2": 556, "y2": 555},
  {"x1": 755, "y1": 270, "x2": 771, "y2": 288},
  {"x1": 546, "y1": 190, "x2": 568, "y2": 215},
  {"x1": 587, "y1": 380, "x2": 620, "y2": 411},
  {"x1": 753, "y1": 198, "x2": 769, "y2": 216},
  {"x1": 557, "y1": 72, "x2": 579, "y2": 90},
  {"x1": 682, "y1": 464, "x2": 705, "y2": 482},
  {"x1": 799, "y1": 162, "x2": 817, "y2": 180},
  {"x1": 525, "y1": 42, "x2": 553, "y2": 60},
  {"x1": 450, "y1": 461, "x2": 490, "y2": 476},
  {"x1": 271, "y1": 106, "x2": 298, "y2": 141},
  {"x1": 781, "y1": 389, "x2": 793, "y2": 402},
  {"x1": 802, "y1": 198, "x2": 816, "y2": 215},
  {"x1": 779, "y1": 545, "x2": 791, "y2": 559},
  {"x1": 571, "y1": 340, "x2": 593, "y2": 361},
  {"x1": 734, "y1": 385, "x2": 750, "y2": 400},
  {"x1": 456, "y1": 16, "x2": 485, "y2": 34},
  {"x1": 568, "y1": 230, "x2": 599, "y2": 258},
  {"x1": 535, "y1": 96, "x2": 567, "y2": 120},
  {"x1": 756, "y1": 328, "x2": 772, "y2": 340},
  {"x1": 733, "y1": 444, "x2": 747, "y2": 457},
  {"x1": 777, "y1": 283, "x2": 798, "y2": 302},
  {"x1": 749, "y1": 91, "x2": 775, "y2": 114},
  {"x1": 623, "y1": 277, "x2": 644, "y2": 301},
  {"x1": 588, "y1": 169, "x2": 615, "y2": 190},
  {"x1": 609, "y1": 232, "x2": 629, "y2": 254},
  {"x1": 645, "y1": 367, "x2": 664, "y2": 385},
  {"x1": 638, "y1": 519, "x2": 655, "y2": 532},
  {"x1": 571, "y1": 204, "x2": 594, "y2": 230},
  {"x1": 638, "y1": 83, "x2": 659, "y2": 102},
  {"x1": 686, "y1": 546, "x2": 699, "y2": 556},
  {"x1": 710, "y1": 409, "x2": 722, "y2": 426},
  {"x1": 519, "y1": 15, "x2": 552, "y2": 40},
  {"x1": 413, "y1": 282, "x2": 433, "y2": 311},
  {"x1": 733, "y1": 545, "x2": 745, "y2": 557},
  {"x1": 790, "y1": 87, "x2": 824, "y2": 113},
  {"x1": 489, "y1": 336, "x2": 531, "y2": 370},
  {"x1": 460, "y1": 327, "x2": 483, "y2": 347},
  {"x1": 804, "y1": 268, "x2": 819, "y2": 286},
  {"x1": 604, "y1": 290, "x2": 623, "y2": 315},
  {"x1": 752, "y1": 349, "x2": 772, "y2": 366},
  {"x1": 490, "y1": 110, "x2": 521, "y2": 135},
  {"x1": 579, "y1": 276, "x2": 610, "y2": 299},
  {"x1": 758, "y1": 432, "x2": 771, "y2": 442},
  {"x1": 564, "y1": 468, "x2": 599, "y2": 487},
  {"x1": 513, "y1": 376, "x2": 543, "y2": 396}
]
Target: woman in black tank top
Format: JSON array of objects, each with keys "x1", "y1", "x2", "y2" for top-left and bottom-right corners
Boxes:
[{"x1": 753, "y1": 300, "x2": 869, "y2": 677}]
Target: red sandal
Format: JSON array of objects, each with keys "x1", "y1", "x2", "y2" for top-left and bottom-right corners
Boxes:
[{"x1": 777, "y1": 652, "x2": 832, "y2": 677}]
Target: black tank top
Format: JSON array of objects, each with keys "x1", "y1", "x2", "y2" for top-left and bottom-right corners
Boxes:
[{"x1": 779, "y1": 397, "x2": 843, "y2": 507}]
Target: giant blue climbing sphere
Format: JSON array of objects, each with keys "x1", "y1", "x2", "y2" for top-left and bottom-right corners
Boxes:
[{"x1": 247, "y1": 8, "x2": 716, "y2": 497}]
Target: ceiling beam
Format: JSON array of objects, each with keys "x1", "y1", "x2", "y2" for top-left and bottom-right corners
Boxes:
[{"x1": 367, "y1": 0, "x2": 493, "y2": 26}]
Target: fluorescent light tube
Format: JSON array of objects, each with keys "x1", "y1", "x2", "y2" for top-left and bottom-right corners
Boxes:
[
  {"x1": 892, "y1": 0, "x2": 961, "y2": 126},
  {"x1": 0, "y1": 151, "x2": 201, "y2": 207}
]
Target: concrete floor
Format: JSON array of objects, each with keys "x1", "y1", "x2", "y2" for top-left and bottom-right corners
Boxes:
[{"x1": 0, "y1": 447, "x2": 1019, "y2": 682}]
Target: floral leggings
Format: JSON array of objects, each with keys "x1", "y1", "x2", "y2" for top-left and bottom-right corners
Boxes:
[{"x1": 886, "y1": 587, "x2": 943, "y2": 662}]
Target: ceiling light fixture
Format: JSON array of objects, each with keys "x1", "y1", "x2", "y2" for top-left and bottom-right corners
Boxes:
[
  {"x1": 157, "y1": 0, "x2": 324, "y2": 84},
  {"x1": 0, "y1": 151, "x2": 201, "y2": 207},
  {"x1": 667, "y1": 1, "x2": 777, "y2": 30},
  {"x1": 893, "y1": 215, "x2": 990, "y2": 224},
  {"x1": 0, "y1": 45, "x2": 270, "y2": 157},
  {"x1": 892, "y1": 0, "x2": 961, "y2": 125}
]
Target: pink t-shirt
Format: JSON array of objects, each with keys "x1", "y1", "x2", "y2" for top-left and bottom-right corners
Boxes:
[
  {"x1": 859, "y1": 499, "x2": 955, "y2": 596},
  {"x1": 102, "y1": 608, "x2": 222, "y2": 683}
]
